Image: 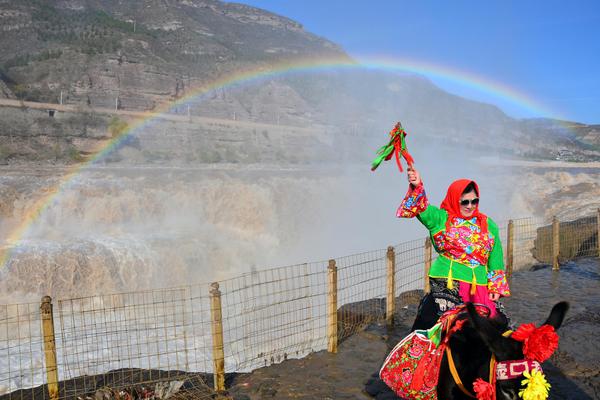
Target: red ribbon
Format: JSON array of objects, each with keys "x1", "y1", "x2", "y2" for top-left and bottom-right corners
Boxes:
[{"x1": 386, "y1": 124, "x2": 414, "y2": 173}]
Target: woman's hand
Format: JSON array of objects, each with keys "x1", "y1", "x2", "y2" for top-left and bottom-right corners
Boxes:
[
  {"x1": 488, "y1": 292, "x2": 500, "y2": 302},
  {"x1": 407, "y1": 166, "x2": 421, "y2": 187}
]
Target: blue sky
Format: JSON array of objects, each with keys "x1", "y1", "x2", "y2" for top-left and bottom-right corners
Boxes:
[{"x1": 238, "y1": 1, "x2": 600, "y2": 124}]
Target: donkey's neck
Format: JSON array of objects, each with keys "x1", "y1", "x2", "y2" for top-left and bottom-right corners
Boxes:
[{"x1": 438, "y1": 319, "x2": 500, "y2": 399}]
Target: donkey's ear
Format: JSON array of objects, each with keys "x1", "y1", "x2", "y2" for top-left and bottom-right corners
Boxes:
[
  {"x1": 466, "y1": 303, "x2": 518, "y2": 359},
  {"x1": 543, "y1": 301, "x2": 569, "y2": 330}
]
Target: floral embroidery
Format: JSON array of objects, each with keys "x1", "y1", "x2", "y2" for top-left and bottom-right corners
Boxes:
[
  {"x1": 432, "y1": 217, "x2": 494, "y2": 267},
  {"x1": 409, "y1": 343, "x2": 425, "y2": 358},
  {"x1": 402, "y1": 368, "x2": 413, "y2": 384},
  {"x1": 380, "y1": 308, "x2": 465, "y2": 399},
  {"x1": 487, "y1": 270, "x2": 511, "y2": 296},
  {"x1": 397, "y1": 184, "x2": 429, "y2": 218},
  {"x1": 380, "y1": 332, "x2": 440, "y2": 400}
]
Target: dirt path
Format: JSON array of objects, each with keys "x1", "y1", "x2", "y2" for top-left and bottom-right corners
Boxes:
[{"x1": 0, "y1": 98, "x2": 320, "y2": 134}]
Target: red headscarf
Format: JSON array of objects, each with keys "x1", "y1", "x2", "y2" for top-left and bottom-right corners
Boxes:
[{"x1": 440, "y1": 179, "x2": 488, "y2": 234}]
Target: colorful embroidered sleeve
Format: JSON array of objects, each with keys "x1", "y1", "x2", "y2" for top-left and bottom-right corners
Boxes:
[
  {"x1": 487, "y1": 270, "x2": 511, "y2": 297},
  {"x1": 396, "y1": 183, "x2": 429, "y2": 218}
]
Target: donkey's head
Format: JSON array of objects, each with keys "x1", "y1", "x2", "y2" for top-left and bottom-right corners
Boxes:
[{"x1": 466, "y1": 301, "x2": 569, "y2": 400}]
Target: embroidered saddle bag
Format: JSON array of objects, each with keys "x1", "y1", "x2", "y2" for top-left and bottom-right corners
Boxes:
[{"x1": 379, "y1": 328, "x2": 444, "y2": 400}]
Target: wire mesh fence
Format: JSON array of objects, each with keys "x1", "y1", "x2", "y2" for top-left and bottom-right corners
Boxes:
[
  {"x1": 0, "y1": 302, "x2": 46, "y2": 399},
  {"x1": 0, "y1": 288, "x2": 216, "y2": 400},
  {"x1": 512, "y1": 217, "x2": 548, "y2": 269},
  {"x1": 508, "y1": 214, "x2": 599, "y2": 269},
  {"x1": 219, "y1": 261, "x2": 329, "y2": 373},
  {"x1": 336, "y1": 249, "x2": 387, "y2": 341},
  {"x1": 558, "y1": 215, "x2": 599, "y2": 259},
  {"x1": 394, "y1": 238, "x2": 430, "y2": 296},
  {"x1": 0, "y1": 211, "x2": 598, "y2": 399}
]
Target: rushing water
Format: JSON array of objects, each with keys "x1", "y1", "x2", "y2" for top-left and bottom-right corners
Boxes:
[{"x1": 0, "y1": 164, "x2": 429, "y2": 302}]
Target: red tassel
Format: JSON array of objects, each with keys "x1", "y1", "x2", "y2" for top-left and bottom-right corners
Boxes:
[
  {"x1": 448, "y1": 319, "x2": 467, "y2": 336},
  {"x1": 473, "y1": 378, "x2": 494, "y2": 400},
  {"x1": 402, "y1": 150, "x2": 415, "y2": 166},
  {"x1": 394, "y1": 144, "x2": 403, "y2": 172}
]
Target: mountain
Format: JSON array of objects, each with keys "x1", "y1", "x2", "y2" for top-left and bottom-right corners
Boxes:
[
  {"x1": 519, "y1": 119, "x2": 600, "y2": 160},
  {"x1": 0, "y1": 0, "x2": 597, "y2": 164},
  {"x1": 0, "y1": 0, "x2": 348, "y2": 108}
]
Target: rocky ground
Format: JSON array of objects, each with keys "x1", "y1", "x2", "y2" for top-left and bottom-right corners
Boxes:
[{"x1": 227, "y1": 257, "x2": 600, "y2": 400}]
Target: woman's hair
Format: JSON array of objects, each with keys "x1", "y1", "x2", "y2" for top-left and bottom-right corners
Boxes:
[{"x1": 462, "y1": 181, "x2": 479, "y2": 196}]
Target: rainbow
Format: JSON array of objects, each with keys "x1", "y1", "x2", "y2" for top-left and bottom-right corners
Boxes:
[{"x1": 0, "y1": 55, "x2": 565, "y2": 268}]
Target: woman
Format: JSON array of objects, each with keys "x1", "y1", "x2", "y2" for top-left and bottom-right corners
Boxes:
[{"x1": 398, "y1": 166, "x2": 510, "y2": 330}]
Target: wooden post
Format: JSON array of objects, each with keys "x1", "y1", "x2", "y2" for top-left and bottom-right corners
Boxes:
[
  {"x1": 552, "y1": 216, "x2": 560, "y2": 270},
  {"x1": 597, "y1": 208, "x2": 600, "y2": 258},
  {"x1": 506, "y1": 220, "x2": 514, "y2": 277},
  {"x1": 209, "y1": 282, "x2": 225, "y2": 392},
  {"x1": 424, "y1": 238, "x2": 432, "y2": 294},
  {"x1": 40, "y1": 296, "x2": 59, "y2": 400},
  {"x1": 386, "y1": 246, "x2": 396, "y2": 327},
  {"x1": 327, "y1": 259, "x2": 338, "y2": 353}
]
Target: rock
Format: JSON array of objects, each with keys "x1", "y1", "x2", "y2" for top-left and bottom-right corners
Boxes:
[{"x1": 154, "y1": 381, "x2": 184, "y2": 399}]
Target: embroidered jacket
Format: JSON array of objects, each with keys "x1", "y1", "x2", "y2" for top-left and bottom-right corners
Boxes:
[{"x1": 397, "y1": 183, "x2": 510, "y2": 296}]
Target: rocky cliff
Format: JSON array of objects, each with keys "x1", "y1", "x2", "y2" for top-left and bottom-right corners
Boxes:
[
  {"x1": 0, "y1": 0, "x2": 348, "y2": 107},
  {"x1": 0, "y1": 0, "x2": 598, "y2": 164}
]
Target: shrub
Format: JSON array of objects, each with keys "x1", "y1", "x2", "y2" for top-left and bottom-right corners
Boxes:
[
  {"x1": 108, "y1": 116, "x2": 129, "y2": 138},
  {"x1": 67, "y1": 146, "x2": 84, "y2": 162}
]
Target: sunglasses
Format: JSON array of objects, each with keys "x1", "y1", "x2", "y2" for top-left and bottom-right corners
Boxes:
[{"x1": 460, "y1": 198, "x2": 479, "y2": 206}]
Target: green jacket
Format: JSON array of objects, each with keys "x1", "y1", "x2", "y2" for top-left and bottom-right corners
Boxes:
[{"x1": 417, "y1": 204, "x2": 504, "y2": 286}]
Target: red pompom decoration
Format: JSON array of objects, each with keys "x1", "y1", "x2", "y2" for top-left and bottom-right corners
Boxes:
[
  {"x1": 524, "y1": 325, "x2": 558, "y2": 362},
  {"x1": 473, "y1": 378, "x2": 494, "y2": 400},
  {"x1": 512, "y1": 323, "x2": 559, "y2": 363},
  {"x1": 511, "y1": 323, "x2": 536, "y2": 341}
]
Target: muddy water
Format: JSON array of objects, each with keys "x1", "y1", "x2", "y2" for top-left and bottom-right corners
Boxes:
[{"x1": 228, "y1": 257, "x2": 600, "y2": 399}]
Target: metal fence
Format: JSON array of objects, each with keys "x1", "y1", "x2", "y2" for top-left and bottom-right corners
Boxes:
[
  {"x1": 0, "y1": 302, "x2": 45, "y2": 399},
  {"x1": 0, "y1": 211, "x2": 598, "y2": 399},
  {"x1": 219, "y1": 261, "x2": 328, "y2": 373}
]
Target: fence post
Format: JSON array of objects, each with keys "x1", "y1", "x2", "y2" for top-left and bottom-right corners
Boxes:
[
  {"x1": 386, "y1": 246, "x2": 396, "y2": 327},
  {"x1": 424, "y1": 238, "x2": 432, "y2": 294},
  {"x1": 209, "y1": 282, "x2": 225, "y2": 392},
  {"x1": 597, "y1": 208, "x2": 600, "y2": 257},
  {"x1": 40, "y1": 296, "x2": 59, "y2": 400},
  {"x1": 506, "y1": 220, "x2": 514, "y2": 277},
  {"x1": 327, "y1": 259, "x2": 338, "y2": 353},
  {"x1": 552, "y1": 216, "x2": 560, "y2": 270}
]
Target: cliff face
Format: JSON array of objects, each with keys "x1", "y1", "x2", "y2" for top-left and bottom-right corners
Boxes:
[
  {"x1": 0, "y1": 0, "x2": 597, "y2": 164},
  {"x1": 0, "y1": 0, "x2": 348, "y2": 109},
  {"x1": 0, "y1": 79, "x2": 15, "y2": 99}
]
